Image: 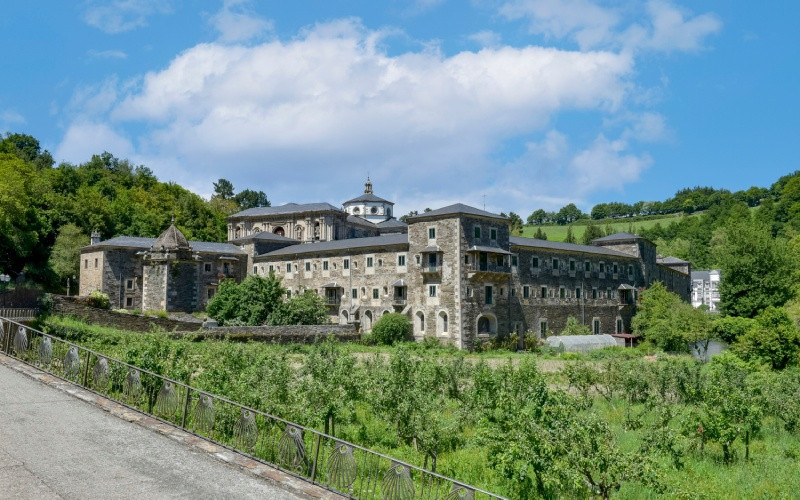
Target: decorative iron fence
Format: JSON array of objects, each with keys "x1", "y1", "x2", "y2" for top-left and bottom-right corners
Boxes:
[
  {"x1": 0, "y1": 308, "x2": 38, "y2": 320},
  {"x1": 0, "y1": 316, "x2": 504, "y2": 500}
]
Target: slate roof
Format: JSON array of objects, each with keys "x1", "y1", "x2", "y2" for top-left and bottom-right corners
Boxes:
[
  {"x1": 343, "y1": 192, "x2": 394, "y2": 205},
  {"x1": 83, "y1": 236, "x2": 245, "y2": 255},
  {"x1": 346, "y1": 214, "x2": 379, "y2": 228},
  {"x1": 406, "y1": 204, "x2": 507, "y2": 222},
  {"x1": 658, "y1": 256, "x2": 689, "y2": 265},
  {"x1": 229, "y1": 232, "x2": 298, "y2": 244},
  {"x1": 230, "y1": 202, "x2": 342, "y2": 218},
  {"x1": 258, "y1": 233, "x2": 408, "y2": 258},
  {"x1": 510, "y1": 236, "x2": 634, "y2": 258},
  {"x1": 591, "y1": 232, "x2": 643, "y2": 243},
  {"x1": 376, "y1": 218, "x2": 408, "y2": 228},
  {"x1": 691, "y1": 270, "x2": 711, "y2": 281},
  {"x1": 153, "y1": 224, "x2": 190, "y2": 250},
  {"x1": 467, "y1": 245, "x2": 513, "y2": 255}
]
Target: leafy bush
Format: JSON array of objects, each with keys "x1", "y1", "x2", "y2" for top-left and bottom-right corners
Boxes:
[
  {"x1": 267, "y1": 290, "x2": 328, "y2": 325},
  {"x1": 369, "y1": 313, "x2": 411, "y2": 345},
  {"x1": 711, "y1": 315, "x2": 753, "y2": 344},
  {"x1": 633, "y1": 282, "x2": 711, "y2": 352},
  {"x1": 561, "y1": 316, "x2": 591, "y2": 336},
  {"x1": 206, "y1": 273, "x2": 285, "y2": 325},
  {"x1": 86, "y1": 290, "x2": 110, "y2": 309},
  {"x1": 732, "y1": 306, "x2": 800, "y2": 370}
]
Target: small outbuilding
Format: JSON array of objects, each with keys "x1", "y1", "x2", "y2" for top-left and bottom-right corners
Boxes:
[{"x1": 545, "y1": 334, "x2": 618, "y2": 353}]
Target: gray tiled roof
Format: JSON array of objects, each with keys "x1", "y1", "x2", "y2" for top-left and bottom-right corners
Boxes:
[
  {"x1": 376, "y1": 218, "x2": 408, "y2": 228},
  {"x1": 510, "y1": 236, "x2": 634, "y2": 258},
  {"x1": 406, "y1": 203, "x2": 507, "y2": 222},
  {"x1": 230, "y1": 202, "x2": 342, "y2": 218},
  {"x1": 258, "y1": 233, "x2": 408, "y2": 258},
  {"x1": 658, "y1": 256, "x2": 689, "y2": 265},
  {"x1": 229, "y1": 232, "x2": 298, "y2": 243},
  {"x1": 592, "y1": 232, "x2": 643, "y2": 243},
  {"x1": 343, "y1": 192, "x2": 394, "y2": 204},
  {"x1": 346, "y1": 214, "x2": 378, "y2": 228},
  {"x1": 691, "y1": 270, "x2": 711, "y2": 281},
  {"x1": 153, "y1": 225, "x2": 190, "y2": 250},
  {"x1": 83, "y1": 236, "x2": 245, "y2": 255}
]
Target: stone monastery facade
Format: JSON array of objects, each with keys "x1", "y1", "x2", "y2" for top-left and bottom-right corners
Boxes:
[{"x1": 80, "y1": 180, "x2": 691, "y2": 349}]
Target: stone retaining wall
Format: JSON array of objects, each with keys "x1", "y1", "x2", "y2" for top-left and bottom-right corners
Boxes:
[
  {"x1": 173, "y1": 324, "x2": 359, "y2": 344},
  {"x1": 52, "y1": 295, "x2": 202, "y2": 332}
]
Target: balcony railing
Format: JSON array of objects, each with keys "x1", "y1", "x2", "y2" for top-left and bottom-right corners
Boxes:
[
  {"x1": 0, "y1": 316, "x2": 504, "y2": 500},
  {"x1": 393, "y1": 298, "x2": 407, "y2": 306},
  {"x1": 420, "y1": 264, "x2": 441, "y2": 273},
  {"x1": 468, "y1": 263, "x2": 511, "y2": 274},
  {"x1": 325, "y1": 297, "x2": 340, "y2": 305}
]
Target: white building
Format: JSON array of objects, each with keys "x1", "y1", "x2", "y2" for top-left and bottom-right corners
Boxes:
[{"x1": 691, "y1": 269, "x2": 721, "y2": 312}]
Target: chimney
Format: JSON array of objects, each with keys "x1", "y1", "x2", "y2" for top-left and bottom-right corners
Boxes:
[{"x1": 90, "y1": 230, "x2": 101, "y2": 245}]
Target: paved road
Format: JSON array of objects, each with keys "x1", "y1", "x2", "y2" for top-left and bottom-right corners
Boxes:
[{"x1": 0, "y1": 361, "x2": 302, "y2": 500}]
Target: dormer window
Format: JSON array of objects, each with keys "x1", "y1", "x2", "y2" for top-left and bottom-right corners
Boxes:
[{"x1": 353, "y1": 207, "x2": 360, "y2": 214}]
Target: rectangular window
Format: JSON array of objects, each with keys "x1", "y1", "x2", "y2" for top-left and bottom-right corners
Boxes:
[
  {"x1": 599, "y1": 262, "x2": 606, "y2": 273},
  {"x1": 223, "y1": 262, "x2": 230, "y2": 274},
  {"x1": 593, "y1": 319, "x2": 600, "y2": 335},
  {"x1": 323, "y1": 261, "x2": 329, "y2": 270},
  {"x1": 552, "y1": 258, "x2": 559, "y2": 269},
  {"x1": 373, "y1": 288, "x2": 380, "y2": 299},
  {"x1": 628, "y1": 264, "x2": 634, "y2": 276},
  {"x1": 352, "y1": 288, "x2": 358, "y2": 299},
  {"x1": 532, "y1": 257, "x2": 539, "y2": 268},
  {"x1": 204, "y1": 262, "x2": 212, "y2": 273},
  {"x1": 253, "y1": 266, "x2": 258, "y2": 275},
  {"x1": 575, "y1": 288, "x2": 581, "y2": 299},
  {"x1": 367, "y1": 257, "x2": 373, "y2": 267},
  {"x1": 613, "y1": 263, "x2": 619, "y2": 274},
  {"x1": 485, "y1": 286, "x2": 493, "y2": 305},
  {"x1": 343, "y1": 259, "x2": 350, "y2": 270},
  {"x1": 474, "y1": 226, "x2": 481, "y2": 239},
  {"x1": 617, "y1": 319, "x2": 623, "y2": 334},
  {"x1": 126, "y1": 279, "x2": 134, "y2": 290},
  {"x1": 428, "y1": 227, "x2": 436, "y2": 239},
  {"x1": 559, "y1": 287, "x2": 566, "y2": 299},
  {"x1": 208, "y1": 288, "x2": 216, "y2": 299},
  {"x1": 286, "y1": 263, "x2": 291, "y2": 273},
  {"x1": 305, "y1": 262, "x2": 311, "y2": 271},
  {"x1": 569, "y1": 260, "x2": 575, "y2": 271},
  {"x1": 585, "y1": 261, "x2": 591, "y2": 272},
  {"x1": 592, "y1": 288, "x2": 598, "y2": 299},
  {"x1": 398, "y1": 255, "x2": 405, "y2": 266},
  {"x1": 496, "y1": 255, "x2": 503, "y2": 267},
  {"x1": 540, "y1": 321, "x2": 548, "y2": 336},
  {"x1": 94, "y1": 258, "x2": 98, "y2": 268},
  {"x1": 511, "y1": 287, "x2": 516, "y2": 297},
  {"x1": 467, "y1": 287, "x2": 473, "y2": 297},
  {"x1": 541, "y1": 286, "x2": 547, "y2": 298},
  {"x1": 286, "y1": 289, "x2": 292, "y2": 299},
  {"x1": 464, "y1": 255, "x2": 469, "y2": 265},
  {"x1": 490, "y1": 228, "x2": 497, "y2": 240},
  {"x1": 126, "y1": 297, "x2": 133, "y2": 307},
  {"x1": 84, "y1": 259, "x2": 88, "y2": 269},
  {"x1": 499, "y1": 287, "x2": 504, "y2": 296},
  {"x1": 523, "y1": 286, "x2": 530, "y2": 299},
  {"x1": 511, "y1": 255, "x2": 518, "y2": 266},
  {"x1": 429, "y1": 285, "x2": 437, "y2": 297},
  {"x1": 269, "y1": 265, "x2": 274, "y2": 273},
  {"x1": 607, "y1": 289, "x2": 613, "y2": 299}
]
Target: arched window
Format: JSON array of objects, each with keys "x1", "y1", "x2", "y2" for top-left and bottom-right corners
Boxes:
[
  {"x1": 364, "y1": 311, "x2": 373, "y2": 332},
  {"x1": 438, "y1": 311, "x2": 448, "y2": 334},
  {"x1": 477, "y1": 315, "x2": 497, "y2": 335},
  {"x1": 416, "y1": 311, "x2": 425, "y2": 334},
  {"x1": 273, "y1": 226, "x2": 285, "y2": 236},
  {"x1": 314, "y1": 222, "x2": 320, "y2": 240}
]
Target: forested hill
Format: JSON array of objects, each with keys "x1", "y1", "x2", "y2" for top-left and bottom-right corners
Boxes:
[
  {"x1": 0, "y1": 133, "x2": 268, "y2": 288},
  {"x1": 511, "y1": 171, "x2": 800, "y2": 270}
]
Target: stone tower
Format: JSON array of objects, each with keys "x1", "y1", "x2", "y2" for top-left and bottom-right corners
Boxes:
[{"x1": 141, "y1": 224, "x2": 199, "y2": 312}]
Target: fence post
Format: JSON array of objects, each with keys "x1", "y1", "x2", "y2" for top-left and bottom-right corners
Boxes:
[
  {"x1": 310, "y1": 433, "x2": 323, "y2": 484},
  {"x1": 2, "y1": 320, "x2": 10, "y2": 354},
  {"x1": 181, "y1": 386, "x2": 191, "y2": 429},
  {"x1": 81, "y1": 350, "x2": 91, "y2": 387}
]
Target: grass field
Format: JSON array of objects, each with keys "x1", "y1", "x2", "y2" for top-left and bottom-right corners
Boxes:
[{"x1": 520, "y1": 213, "x2": 691, "y2": 242}]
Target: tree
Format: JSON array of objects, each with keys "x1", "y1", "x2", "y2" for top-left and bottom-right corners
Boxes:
[
  {"x1": 712, "y1": 219, "x2": 796, "y2": 318},
  {"x1": 507, "y1": 212, "x2": 524, "y2": 235},
  {"x1": 233, "y1": 189, "x2": 270, "y2": 209},
  {"x1": 206, "y1": 274, "x2": 286, "y2": 325},
  {"x1": 212, "y1": 178, "x2": 235, "y2": 199},
  {"x1": 527, "y1": 209, "x2": 547, "y2": 225},
  {"x1": 267, "y1": 290, "x2": 329, "y2": 325},
  {"x1": 369, "y1": 313, "x2": 411, "y2": 344},
  {"x1": 48, "y1": 224, "x2": 87, "y2": 284},
  {"x1": 399, "y1": 210, "x2": 418, "y2": 223},
  {"x1": 582, "y1": 221, "x2": 604, "y2": 245},
  {"x1": 533, "y1": 227, "x2": 548, "y2": 240},
  {"x1": 561, "y1": 316, "x2": 591, "y2": 336},
  {"x1": 556, "y1": 203, "x2": 582, "y2": 225},
  {"x1": 564, "y1": 225, "x2": 577, "y2": 244},
  {"x1": 732, "y1": 307, "x2": 800, "y2": 370},
  {"x1": 632, "y1": 282, "x2": 712, "y2": 352}
]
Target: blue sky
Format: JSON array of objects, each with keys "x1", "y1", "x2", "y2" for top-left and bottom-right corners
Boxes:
[{"x1": 1, "y1": 1, "x2": 798, "y2": 217}]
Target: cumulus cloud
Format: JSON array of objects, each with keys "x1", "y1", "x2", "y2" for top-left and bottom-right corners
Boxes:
[
  {"x1": 83, "y1": 0, "x2": 173, "y2": 34},
  {"x1": 87, "y1": 49, "x2": 128, "y2": 60},
  {"x1": 501, "y1": 0, "x2": 720, "y2": 53},
  {"x1": 1, "y1": 109, "x2": 26, "y2": 125},
  {"x1": 57, "y1": 18, "x2": 650, "y2": 214},
  {"x1": 209, "y1": 0, "x2": 273, "y2": 43},
  {"x1": 468, "y1": 30, "x2": 503, "y2": 48}
]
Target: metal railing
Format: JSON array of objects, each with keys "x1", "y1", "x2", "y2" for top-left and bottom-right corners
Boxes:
[
  {"x1": 0, "y1": 316, "x2": 504, "y2": 500},
  {"x1": 0, "y1": 308, "x2": 38, "y2": 320}
]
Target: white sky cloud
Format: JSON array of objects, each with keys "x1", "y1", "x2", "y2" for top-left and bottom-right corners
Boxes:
[
  {"x1": 83, "y1": 1, "x2": 174, "y2": 34},
  {"x1": 87, "y1": 49, "x2": 128, "y2": 60},
  {"x1": 1, "y1": 109, "x2": 26, "y2": 125},
  {"x1": 55, "y1": 121, "x2": 134, "y2": 163},
  {"x1": 209, "y1": 0, "x2": 274, "y2": 43}
]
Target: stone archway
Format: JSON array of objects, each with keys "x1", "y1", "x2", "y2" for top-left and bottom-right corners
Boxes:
[{"x1": 273, "y1": 226, "x2": 285, "y2": 236}]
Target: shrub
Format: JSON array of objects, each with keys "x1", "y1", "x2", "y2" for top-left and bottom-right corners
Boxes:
[
  {"x1": 268, "y1": 290, "x2": 328, "y2": 325},
  {"x1": 370, "y1": 313, "x2": 411, "y2": 345},
  {"x1": 561, "y1": 316, "x2": 591, "y2": 336},
  {"x1": 732, "y1": 306, "x2": 800, "y2": 370},
  {"x1": 86, "y1": 290, "x2": 110, "y2": 309}
]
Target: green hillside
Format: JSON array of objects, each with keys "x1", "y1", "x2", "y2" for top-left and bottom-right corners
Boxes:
[{"x1": 519, "y1": 214, "x2": 693, "y2": 242}]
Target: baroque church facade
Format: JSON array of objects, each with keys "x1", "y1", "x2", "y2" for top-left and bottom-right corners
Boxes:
[{"x1": 79, "y1": 180, "x2": 691, "y2": 350}]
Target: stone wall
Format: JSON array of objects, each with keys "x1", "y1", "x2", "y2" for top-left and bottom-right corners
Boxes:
[
  {"x1": 173, "y1": 324, "x2": 359, "y2": 344},
  {"x1": 52, "y1": 296, "x2": 202, "y2": 332}
]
